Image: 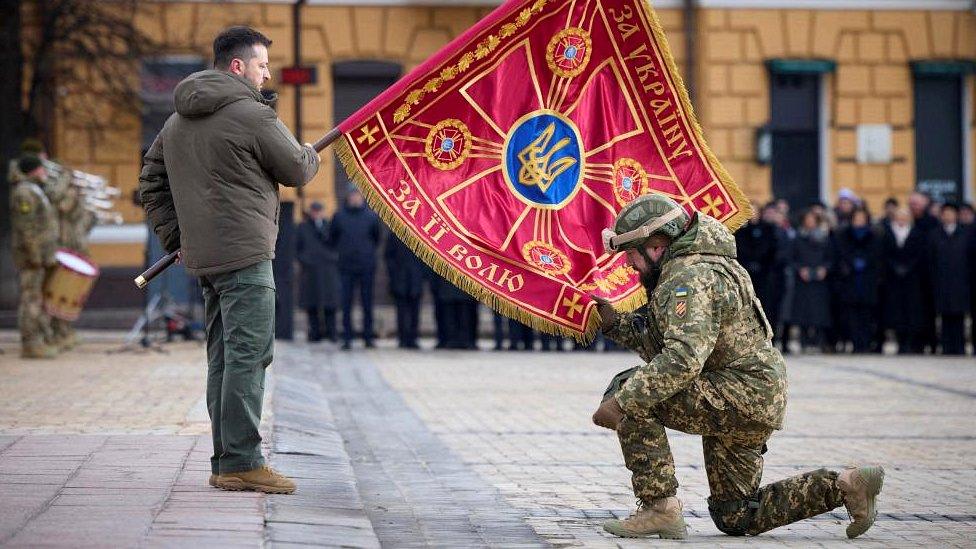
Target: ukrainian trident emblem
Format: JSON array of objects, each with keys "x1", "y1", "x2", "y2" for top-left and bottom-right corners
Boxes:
[
  {"x1": 503, "y1": 110, "x2": 584, "y2": 210},
  {"x1": 517, "y1": 122, "x2": 577, "y2": 192}
]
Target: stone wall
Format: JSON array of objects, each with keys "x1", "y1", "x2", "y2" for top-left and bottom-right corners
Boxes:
[{"x1": 699, "y1": 8, "x2": 976, "y2": 211}]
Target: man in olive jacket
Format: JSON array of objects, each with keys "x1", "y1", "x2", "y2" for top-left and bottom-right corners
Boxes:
[{"x1": 139, "y1": 26, "x2": 319, "y2": 493}]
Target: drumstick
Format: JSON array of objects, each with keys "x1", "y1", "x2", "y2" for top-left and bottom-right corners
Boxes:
[{"x1": 134, "y1": 128, "x2": 342, "y2": 289}]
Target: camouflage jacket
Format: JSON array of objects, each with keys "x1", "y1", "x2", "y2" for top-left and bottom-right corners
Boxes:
[
  {"x1": 10, "y1": 177, "x2": 59, "y2": 269},
  {"x1": 59, "y1": 187, "x2": 96, "y2": 253},
  {"x1": 607, "y1": 213, "x2": 788, "y2": 429}
]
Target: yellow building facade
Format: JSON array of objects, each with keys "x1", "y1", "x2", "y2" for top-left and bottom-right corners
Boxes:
[{"x1": 39, "y1": 0, "x2": 976, "y2": 268}]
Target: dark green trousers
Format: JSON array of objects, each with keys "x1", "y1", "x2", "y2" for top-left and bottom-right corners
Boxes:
[{"x1": 201, "y1": 260, "x2": 275, "y2": 474}]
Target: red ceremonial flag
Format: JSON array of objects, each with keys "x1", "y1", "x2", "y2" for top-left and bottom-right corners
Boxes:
[{"x1": 335, "y1": 0, "x2": 750, "y2": 340}]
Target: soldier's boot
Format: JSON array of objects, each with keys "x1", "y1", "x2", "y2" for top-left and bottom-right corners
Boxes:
[
  {"x1": 208, "y1": 474, "x2": 218, "y2": 487},
  {"x1": 56, "y1": 332, "x2": 79, "y2": 352},
  {"x1": 838, "y1": 465, "x2": 885, "y2": 539},
  {"x1": 215, "y1": 465, "x2": 296, "y2": 494},
  {"x1": 21, "y1": 343, "x2": 58, "y2": 359},
  {"x1": 603, "y1": 497, "x2": 688, "y2": 539}
]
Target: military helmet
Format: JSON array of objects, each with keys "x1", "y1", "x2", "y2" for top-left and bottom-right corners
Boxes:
[
  {"x1": 602, "y1": 194, "x2": 690, "y2": 252},
  {"x1": 17, "y1": 154, "x2": 42, "y2": 175}
]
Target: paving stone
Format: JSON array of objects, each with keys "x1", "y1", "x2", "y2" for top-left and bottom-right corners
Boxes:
[{"x1": 375, "y1": 347, "x2": 976, "y2": 547}]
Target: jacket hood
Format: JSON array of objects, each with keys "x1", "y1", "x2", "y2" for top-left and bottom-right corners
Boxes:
[
  {"x1": 174, "y1": 70, "x2": 270, "y2": 118},
  {"x1": 666, "y1": 213, "x2": 737, "y2": 261}
]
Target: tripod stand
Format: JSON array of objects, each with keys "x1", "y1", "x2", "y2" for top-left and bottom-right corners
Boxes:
[{"x1": 109, "y1": 218, "x2": 179, "y2": 354}]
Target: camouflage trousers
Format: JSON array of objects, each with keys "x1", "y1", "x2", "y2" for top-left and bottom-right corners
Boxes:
[
  {"x1": 18, "y1": 268, "x2": 54, "y2": 349},
  {"x1": 51, "y1": 318, "x2": 76, "y2": 346},
  {"x1": 616, "y1": 379, "x2": 845, "y2": 536}
]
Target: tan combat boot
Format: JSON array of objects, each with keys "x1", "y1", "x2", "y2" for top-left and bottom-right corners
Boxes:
[
  {"x1": 56, "y1": 332, "x2": 78, "y2": 352},
  {"x1": 215, "y1": 465, "x2": 296, "y2": 494},
  {"x1": 208, "y1": 474, "x2": 217, "y2": 487},
  {"x1": 838, "y1": 465, "x2": 885, "y2": 539},
  {"x1": 21, "y1": 343, "x2": 58, "y2": 359},
  {"x1": 603, "y1": 496, "x2": 688, "y2": 539}
]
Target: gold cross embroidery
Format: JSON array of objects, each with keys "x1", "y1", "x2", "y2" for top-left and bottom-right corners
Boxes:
[
  {"x1": 357, "y1": 125, "x2": 380, "y2": 145},
  {"x1": 702, "y1": 194, "x2": 725, "y2": 217},
  {"x1": 562, "y1": 293, "x2": 584, "y2": 320}
]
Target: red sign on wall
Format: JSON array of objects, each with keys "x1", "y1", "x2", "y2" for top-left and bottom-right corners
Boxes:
[{"x1": 280, "y1": 66, "x2": 317, "y2": 85}]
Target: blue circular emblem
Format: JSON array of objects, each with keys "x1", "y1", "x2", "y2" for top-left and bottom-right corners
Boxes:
[
  {"x1": 441, "y1": 138, "x2": 454, "y2": 152},
  {"x1": 503, "y1": 111, "x2": 583, "y2": 209},
  {"x1": 564, "y1": 46, "x2": 578, "y2": 60}
]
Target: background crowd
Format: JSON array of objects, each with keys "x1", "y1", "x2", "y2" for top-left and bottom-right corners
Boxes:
[
  {"x1": 739, "y1": 190, "x2": 975, "y2": 356},
  {"x1": 302, "y1": 187, "x2": 976, "y2": 356}
]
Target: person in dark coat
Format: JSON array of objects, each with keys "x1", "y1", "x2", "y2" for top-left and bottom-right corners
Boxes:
[
  {"x1": 434, "y1": 275, "x2": 477, "y2": 349},
  {"x1": 384, "y1": 235, "x2": 425, "y2": 349},
  {"x1": 296, "y1": 202, "x2": 340, "y2": 342},
  {"x1": 928, "y1": 204, "x2": 972, "y2": 355},
  {"x1": 330, "y1": 189, "x2": 382, "y2": 349},
  {"x1": 735, "y1": 203, "x2": 780, "y2": 325},
  {"x1": 879, "y1": 209, "x2": 927, "y2": 354},
  {"x1": 492, "y1": 312, "x2": 508, "y2": 351},
  {"x1": 790, "y1": 209, "x2": 832, "y2": 352},
  {"x1": 909, "y1": 192, "x2": 940, "y2": 353},
  {"x1": 832, "y1": 208, "x2": 881, "y2": 353},
  {"x1": 762, "y1": 202, "x2": 792, "y2": 353},
  {"x1": 509, "y1": 319, "x2": 535, "y2": 350}
]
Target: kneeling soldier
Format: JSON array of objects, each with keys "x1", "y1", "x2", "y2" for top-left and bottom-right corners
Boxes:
[{"x1": 592, "y1": 195, "x2": 883, "y2": 539}]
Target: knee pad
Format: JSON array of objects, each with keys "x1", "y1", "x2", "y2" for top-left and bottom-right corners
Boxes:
[{"x1": 707, "y1": 497, "x2": 760, "y2": 536}]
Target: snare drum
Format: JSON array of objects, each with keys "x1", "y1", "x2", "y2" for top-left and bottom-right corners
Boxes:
[{"x1": 44, "y1": 249, "x2": 100, "y2": 321}]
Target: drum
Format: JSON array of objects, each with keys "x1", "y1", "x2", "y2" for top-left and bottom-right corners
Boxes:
[{"x1": 44, "y1": 249, "x2": 100, "y2": 321}]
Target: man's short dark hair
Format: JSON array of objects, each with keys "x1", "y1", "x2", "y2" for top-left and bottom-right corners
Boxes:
[
  {"x1": 941, "y1": 202, "x2": 959, "y2": 214},
  {"x1": 213, "y1": 26, "x2": 272, "y2": 70},
  {"x1": 884, "y1": 197, "x2": 899, "y2": 208}
]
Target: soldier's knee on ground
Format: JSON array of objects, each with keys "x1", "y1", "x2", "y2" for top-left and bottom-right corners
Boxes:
[{"x1": 707, "y1": 497, "x2": 760, "y2": 536}]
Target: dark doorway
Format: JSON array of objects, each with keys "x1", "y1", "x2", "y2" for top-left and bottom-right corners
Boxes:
[
  {"x1": 332, "y1": 61, "x2": 402, "y2": 204},
  {"x1": 769, "y1": 72, "x2": 822, "y2": 210},
  {"x1": 914, "y1": 74, "x2": 964, "y2": 204}
]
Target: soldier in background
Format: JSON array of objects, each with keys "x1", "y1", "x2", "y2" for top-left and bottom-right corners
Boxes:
[
  {"x1": 51, "y1": 172, "x2": 97, "y2": 350},
  {"x1": 22, "y1": 140, "x2": 96, "y2": 350},
  {"x1": 10, "y1": 155, "x2": 60, "y2": 359}
]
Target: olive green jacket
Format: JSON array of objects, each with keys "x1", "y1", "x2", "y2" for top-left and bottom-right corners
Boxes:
[
  {"x1": 139, "y1": 70, "x2": 319, "y2": 276},
  {"x1": 607, "y1": 213, "x2": 788, "y2": 429}
]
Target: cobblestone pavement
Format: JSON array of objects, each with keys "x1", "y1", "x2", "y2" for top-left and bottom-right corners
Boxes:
[
  {"x1": 0, "y1": 335, "x2": 211, "y2": 435},
  {"x1": 0, "y1": 335, "x2": 270, "y2": 547},
  {"x1": 374, "y1": 348, "x2": 976, "y2": 548},
  {"x1": 3, "y1": 331, "x2": 975, "y2": 548}
]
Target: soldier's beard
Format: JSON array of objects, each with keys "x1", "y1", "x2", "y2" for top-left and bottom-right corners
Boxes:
[{"x1": 640, "y1": 265, "x2": 662, "y2": 294}]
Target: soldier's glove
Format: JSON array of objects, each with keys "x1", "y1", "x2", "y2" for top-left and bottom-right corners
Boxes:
[
  {"x1": 592, "y1": 396, "x2": 625, "y2": 431},
  {"x1": 590, "y1": 294, "x2": 619, "y2": 333}
]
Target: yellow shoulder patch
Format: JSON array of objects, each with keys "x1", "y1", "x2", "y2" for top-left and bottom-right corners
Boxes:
[{"x1": 19, "y1": 200, "x2": 32, "y2": 214}]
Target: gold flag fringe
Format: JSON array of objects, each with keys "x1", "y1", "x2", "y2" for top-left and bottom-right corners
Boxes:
[
  {"x1": 640, "y1": 0, "x2": 753, "y2": 231},
  {"x1": 335, "y1": 137, "x2": 603, "y2": 343}
]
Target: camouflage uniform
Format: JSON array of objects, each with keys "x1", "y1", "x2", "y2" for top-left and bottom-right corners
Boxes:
[
  {"x1": 604, "y1": 212, "x2": 845, "y2": 536},
  {"x1": 46, "y1": 166, "x2": 96, "y2": 349},
  {"x1": 10, "y1": 172, "x2": 59, "y2": 355}
]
